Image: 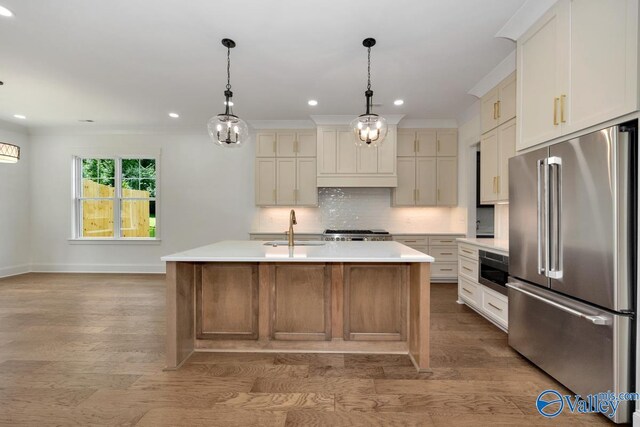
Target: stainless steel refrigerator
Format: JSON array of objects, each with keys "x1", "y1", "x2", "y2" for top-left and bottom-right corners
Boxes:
[{"x1": 508, "y1": 121, "x2": 637, "y2": 423}]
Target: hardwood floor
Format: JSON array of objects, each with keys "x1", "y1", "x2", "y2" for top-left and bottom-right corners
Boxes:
[{"x1": 0, "y1": 273, "x2": 613, "y2": 426}]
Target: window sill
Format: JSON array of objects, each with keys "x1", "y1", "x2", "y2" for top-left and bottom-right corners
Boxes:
[{"x1": 68, "y1": 238, "x2": 162, "y2": 245}]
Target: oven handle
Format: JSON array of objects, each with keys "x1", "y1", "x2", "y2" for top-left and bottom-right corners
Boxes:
[{"x1": 506, "y1": 283, "x2": 611, "y2": 326}]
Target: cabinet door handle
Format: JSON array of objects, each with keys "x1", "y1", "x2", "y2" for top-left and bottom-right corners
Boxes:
[
  {"x1": 496, "y1": 100, "x2": 501, "y2": 119},
  {"x1": 487, "y1": 302, "x2": 503, "y2": 312},
  {"x1": 437, "y1": 140, "x2": 440, "y2": 152},
  {"x1": 493, "y1": 102, "x2": 497, "y2": 120},
  {"x1": 560, "y1": 95, "x2": 566, "y2": 123},
  {"x1": 496, "y1": 176, "x2": 500, "y2": 194},
  {"x1": 553, "y1": 97, "x2": 560, "y2": 126},
  {"x1": 414, "y1": 140, "x2": 418, "y2": 153},
  {"x1": 463, "y1": 266, "x2": 473, "y2": 272},
  {"x1": 462, "y1": 287, "x2": 473, "y2": 294},
  {"x1": 493, "y1": 177, "x2": 497, "y2": 194}
]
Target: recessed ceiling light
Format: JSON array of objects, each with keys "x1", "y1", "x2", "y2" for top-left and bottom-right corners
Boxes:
[
  {"x1": 0, "y1": 5, "x2": 13, "y2": 17},
  {"x1": 308, "y1": 100, "x2": 318, "y2": 106},
  {"x1": 13, "y1": 114, "x2": 26, "y2": 119},
  {"x1": 224, "y1": 101, "x2": 234, "y2": 106},
  {"x1": 394, "y1": 99, "x2": 404, "y2": 106},
  {"x1": 168, "y1": 112, "x2": 179, "y2": 118}
]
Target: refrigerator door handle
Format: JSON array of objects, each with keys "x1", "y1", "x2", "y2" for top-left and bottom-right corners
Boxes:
[
  {"x1": 547, "y1": 156, "x2": 563, "y2": 279},
  {"x1": 507, "y1": 283, "x2": 612, "y2": 325},
  {"x1": 537, "y1": 158, "x2": 547, "y2": 276}
]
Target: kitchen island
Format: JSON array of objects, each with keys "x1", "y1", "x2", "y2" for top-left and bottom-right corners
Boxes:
[{"x1": 161, "y1": 241, "x2": 433, "y2": 371}]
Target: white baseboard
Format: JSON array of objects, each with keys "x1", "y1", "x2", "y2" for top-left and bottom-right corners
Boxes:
[
  {"x1": 0, "y1": 264, "x2": 31, "y2": 279},
  {"x1": 633, "y1": 410, "x2": 640, "y2": 426},
  {"x1": 30, "y1": 263, "x2": 165, "y2": 274}
]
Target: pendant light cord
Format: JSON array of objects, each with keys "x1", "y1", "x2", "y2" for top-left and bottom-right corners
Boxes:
[
  {"x1": 367, "y1": 46, "x2": 371, "y2": 91},
  {"x1": 226, "y1": 46, "x2": 231, "y2": 91}
]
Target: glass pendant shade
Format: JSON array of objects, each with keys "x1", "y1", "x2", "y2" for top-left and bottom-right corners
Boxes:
[
  {"x1": 207, "y1": 113, "x2": 249, "y2": 148},
  {"x1": 0, "y1": 142, "x2": 20, "y2": 163},
  {"x1": 350, "y1": 114, "x2": 388, "y2": 147}
]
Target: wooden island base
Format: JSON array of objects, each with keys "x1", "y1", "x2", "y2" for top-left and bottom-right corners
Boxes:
[{"x1": 166, "y1": 261, "x2": 430, "y2": 371}]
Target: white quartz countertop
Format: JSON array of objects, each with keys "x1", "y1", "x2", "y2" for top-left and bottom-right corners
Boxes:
[
  {"x1": 456, "y1": 238, "x2": 509, "y2": 254},
  {"x1": 162, "y1": 241, "x2": 434, "y2": 263}
]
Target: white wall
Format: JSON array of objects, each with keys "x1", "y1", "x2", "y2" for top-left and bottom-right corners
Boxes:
[
  {"x1": 28, "y1": 129, "x2": 256, "y2": 273},
  {"x1": 0, "y1": 121, "x2": 31, "y2": 277}
]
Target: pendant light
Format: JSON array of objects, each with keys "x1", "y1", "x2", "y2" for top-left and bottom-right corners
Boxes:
[
  {"x1": 207, "y1": 38, "x2": 249, "y2": 148},
  {"x1": 0, "y1": 142, "x2": 20, "y2": 163},
  {"x1": 350, "y1": 38, "x2": 388, "y2": 147}
]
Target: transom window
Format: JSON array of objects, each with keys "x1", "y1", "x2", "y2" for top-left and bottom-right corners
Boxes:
[{"x1": 73, "y1": 157, "x2": 158, "y2": 239}]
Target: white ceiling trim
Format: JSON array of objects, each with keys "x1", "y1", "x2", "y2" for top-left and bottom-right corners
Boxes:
[
  {"x1": 467, "y1": 50, "x2": 516, "y2": 99},
  {"x1": 398, "y1": 119, "x2": 458, "y2": 129},
  {"x1": 495, "y1": 0, "x2": 558, "y2": 41},
  {"x1": 310, "y1": 115, "x2": 405, "y2": 126},
  {"x1": 247, "y1": 120, "x2": 316, "y2": 130}
]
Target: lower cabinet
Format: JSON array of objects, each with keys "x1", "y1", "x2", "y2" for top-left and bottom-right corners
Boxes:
[
  {"x1": 457, "y1": 242, "x2": 508, "y2": 331},
  {"x1": 393, "y1": 234, "x2": 463, "y2": 282}
]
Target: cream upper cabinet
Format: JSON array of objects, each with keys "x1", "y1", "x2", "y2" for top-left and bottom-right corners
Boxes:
[
  {"x1": 336, "y1": 130, "x2": 357, "y2": 174},
  {"x1": 276, "y1": 158, "x2": 297, "y2": 205},
  {"x1": 276, "y1": 132, "x2": 297, "y2": 157},
  {"x1": 436, "y1": 157, "x2": 457, "y2": 206},
  {"x1": 564, "y1": 0, "x2": 639, "y2": 135},
  {"x1": 256, "y1": 132, "x2": 277, "y2": 157},
  {"x1": 296, "y1": 131, "x2": 317, "y2": 157},
  {"x1": 276, "y1": 131, "x2": 317, "y2": 157},
  {"x1": 481, "y1": 87, "x2": 499, "y2": 134},
  {"x1": 481, "y1": 119, "x2": 516, "y2": 204},
  {"x1": 255, "y1": 158, "x2": 276, "y2": 205},
  {"x1": 436, "y1": 129, "x2": 458, "y2": 157},
  {"x1": 480, "y1": 129, "x2": 499, "y2": 204},
  {"x1": 316, "y1": 126, "x2": 397, "y2": 187},
  {"x1": 255, "y1": 129, "x2": 318, "y2": 207},
  {"x1": 416, "y1": 130, "x2": 437, "y2": 157},
  {"x1": 498, "y1": 73, "x2": 517, "y2": 125},
  {"x1": 397, "y1": 130, "x2": 417, "y2": 157},
  {"x1": 394, "y1": 158, "x2": 417, "y2": 205},
  {"x1": 317, "y1": 129, "x2": 337, "y2": 174},
  {"x1": 416, "y1": 158, "x2": 437, "y2": 206},
  {"x1": 296, "y1": 158, "x2": 318, "y2": 206},
  {"x1": 497, "y1": 119, "x2": 516, "y2": 201},
  {"x1": 517, "y1": 0, "x2": 638, "y2": 151}
]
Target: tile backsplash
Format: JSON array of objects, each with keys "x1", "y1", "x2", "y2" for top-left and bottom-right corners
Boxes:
[{"x1": 253, "y1": 187, "x2": 467, "y2": 234}]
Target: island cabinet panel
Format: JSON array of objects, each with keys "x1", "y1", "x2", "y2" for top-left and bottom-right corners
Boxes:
[
  {"x1": 343, "y1": 264, "x2": 408, "y2": 341},
  {"x1": 166, "y1": 262, "x2": 196, "y2": 369},
  {"x1": 271, "y1": 264, "x2": 331, "y2": 341},
  {"x1": 196, "y1": 264, "x2": 259, "y2": 340}
]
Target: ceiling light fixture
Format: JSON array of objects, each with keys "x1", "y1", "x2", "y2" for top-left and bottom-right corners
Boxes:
[
  {"x1": 394, "y1": 99, "x2": 404, "y2": 106},
  {"x1": 168, "y1": 112, "x2": 180, "y2": 118},
  {"x1": 308, "y1": 100, "x2": 318, "y2": 106},
  {"x1": 0, "y1": 5, "x2": 13, "y2": 17},
  {"x1": 350, "y1": 38, "x2": 387, "y2": 147},
  {"x1": 13, "y1": 114, "x2": 26, "y2": 119},
  {"x1": 207, "y1": 38, "x2": 249, "y2": 148},
  {"x1": 0, "y1": 142, "x2": 20, "y2": 163}
]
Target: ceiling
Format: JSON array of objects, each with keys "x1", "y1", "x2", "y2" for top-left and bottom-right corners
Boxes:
[{"x1": 0, "y1": 0, "x2": 525, "y2": 128}]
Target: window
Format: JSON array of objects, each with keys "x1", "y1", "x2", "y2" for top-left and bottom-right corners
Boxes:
[{"x1": 74, "y1": 157, "x2": 158, "y2": 240}]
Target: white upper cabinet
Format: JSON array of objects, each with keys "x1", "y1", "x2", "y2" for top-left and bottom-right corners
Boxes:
[
  {"x1": 256, "y1": 132, "x2": 277, "y2": 157},
  {"x1": 481, "y1": 73, "x2": 516, "y2": 135},
  {"x1": 255, "y1": 129, "x2": 318, "y2": 206},
  {"x1": 397, "y1": 130, "x2": 417, "y2": 157},
  {"x1": 316, "y1": 126, "x2": 397, "y2": 187},
  {"x1": 416, "y1": 158, "x2": 437, "y2": 206},
  {"x1": 480, "y1": 119, "x2": 516, "y2": 204},
  {"x1": 416, "y1": 130, "x2": 437, "y2": 157},
  {"x1": 436, "y1": 129, "x2": 458, "y2": 157},
  {"x1": 436, "y1": 157, "x2": 458, "y2": 206},
  {"x1": 517, "y1": 0, "x2": 638, "y2": 151}
]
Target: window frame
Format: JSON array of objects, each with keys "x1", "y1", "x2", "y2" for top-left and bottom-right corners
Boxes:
[{"x1": 72, "y1": 155, "x2": 160, "y2": 242}]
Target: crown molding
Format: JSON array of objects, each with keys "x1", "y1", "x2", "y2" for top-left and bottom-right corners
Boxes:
[
  {"x1": 310, "y1": 114, "x2": 405, "y2": 126},
  {"x1": 495, "y1": 0, "x2": 558, "y2": 41},
  {"x1": 467, "y1": 50, "x2": 516, "y2": 99}
]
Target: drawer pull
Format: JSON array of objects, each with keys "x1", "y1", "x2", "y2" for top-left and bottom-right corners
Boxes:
[
  {"x1": 463, "y1": 266, "x2": 473, "y2": 272},
  {"x1": 440, "y1": 252, "x2": 453, "y2": 255},
  {"x1": 462, "y1": 287, "x2": 473, "y2": 294},
  {"x1": 404, "y1": 240, "x2": 417, "y2": 243},
  {"x1": 487, "y1": 302, "x2": 503, "y2": 312},
  {"x1": 440, "y1": 268, "x2": 453, "y2": 272},
  {"x1": 462, "y1": 249, "x2": 474, "y2": 254},
  {"x1": 439, "y1": 240, "x2": 453, "y2": 243}
]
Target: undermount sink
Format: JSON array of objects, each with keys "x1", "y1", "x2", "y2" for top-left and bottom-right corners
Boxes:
[{"x1": 263, "y1": 241, "x2": 326, "y2": 247}]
